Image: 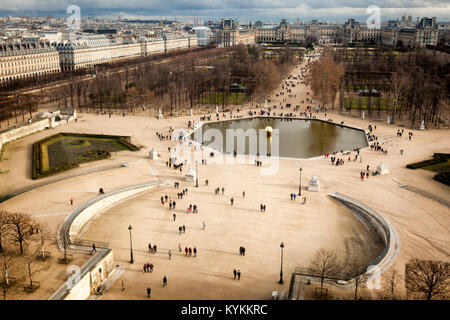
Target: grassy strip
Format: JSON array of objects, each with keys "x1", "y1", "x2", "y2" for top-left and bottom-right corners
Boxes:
[
  {"x1": 434, "y1": 172, "x2": 450, "y2": 186},
  {"x1": 406, "y1": 153, "x2": 450, "y2": 170},
  {"x1": 343, "y1": 97, "x2": 403, "y2": 111}
]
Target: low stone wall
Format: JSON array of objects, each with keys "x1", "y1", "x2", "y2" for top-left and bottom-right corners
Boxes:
[
  {"x1": 329, "y1": 192, "x2": 400, "y2": 276},
  {"x1": 66, "y1": 182, "x2": 162, "y2": 240},
  {"x1": 0, "y1": 109, "x2": 77, "y2": 151},
  {"x1": 0, "y1": 118, "x2": 50, "y2": 150},
  {"x1": 50, "y1": 181, "x2": 163, "y2": 300}
]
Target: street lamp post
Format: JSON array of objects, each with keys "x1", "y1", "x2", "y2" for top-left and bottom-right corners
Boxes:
[
  {"x1": 195, "y1": 160, "x2": 199, "y2": 188},
  {"x1": 279, "y1": 242, "x2": 285, "y2": 284},
  {"x1": 128, "y1": 225, "x2": 134, "y2": 264},
  {"x1": 298, "y1": 168, "x2": 302, "y2": 196}
]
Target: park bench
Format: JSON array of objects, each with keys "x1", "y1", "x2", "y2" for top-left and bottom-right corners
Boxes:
[{"x1": 58, "y1": 254, "x2": 73, "y2": 264}]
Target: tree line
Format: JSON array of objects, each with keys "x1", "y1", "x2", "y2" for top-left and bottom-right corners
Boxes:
[
  {"x1": 309, "y1": 46, "x2": 449, "y2": 128},
  {"x1": 0, "y1": 210, "x2": 49, "y2": 299},
  {"x1": 307, "y1": 248, "x2": 449, "y2": 300}
]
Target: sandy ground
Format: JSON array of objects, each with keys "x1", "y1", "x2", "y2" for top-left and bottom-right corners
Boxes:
[{"x1": 0, "y1": 52, "x2": 449, "y2": 300}]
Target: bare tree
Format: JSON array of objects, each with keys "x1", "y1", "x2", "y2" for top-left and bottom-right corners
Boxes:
[
  {"x1": 405, "y1": 259, "x2": 450, "y2": 300},
  {"x1": 22, "y1": 245, "x2": 45, "y2": 291},
  {"x1": 382, "y1": 268, "x2": 400, "y2": 300},
  {"x1": 0, "y1": 252, "x2": 14, "y2": 300},
  {"x1": 348, "y1": 255, "x2": 369, "y2": 300},
  {"x1": 36, "y1": 223, "x2": 49, "y2": 260},
  {"x1": 309, "y1": 248, "x2": 340, "y2": 291},
  {"x1": 0, "y1": 211, "x2": 8, "y2": 253},
  {"x1": 6, "y1": 212, "x2": 36, "y2": 255}
]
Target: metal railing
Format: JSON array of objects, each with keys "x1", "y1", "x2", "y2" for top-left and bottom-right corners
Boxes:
[
  {"x1": 8, "y1": 164, "x2": 125, "y2": 198},
  {"x1": 330, "y1": 192, "x2": 392, "y2": 269},
  {"x1": 404, "y1": 185, "x2": 450, "y2": 208}
]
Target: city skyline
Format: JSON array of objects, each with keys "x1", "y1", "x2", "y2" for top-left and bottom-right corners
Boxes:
[{"x1": 0, "y1": 0, "x2": 449, "y2": 22}]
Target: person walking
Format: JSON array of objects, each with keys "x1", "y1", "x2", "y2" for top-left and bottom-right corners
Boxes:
[
  {"x1": 221, "y1": 187, "x2": 225, "y2": 195},
  {"x1": 193, "y1": 247, "x2": 197, "y2": 257},
  {"x1": 147, "y1": 287, "x2": 151, "y2": 298},
  {"x1": 188, "y1": 247, "x2": 192, "y2": 256},
  {"x1": 185, "y1": 247, "x2": 188, "y2": 256},
  {"x1": 178, "y1": 243, "x2": 182, "y2": 252},
  {"x1": 168, "y1": 250, "x2": 172, "y2": 260},
  {"x1": 70, "y1": 197, "x2": 74, "y2": 205},
  {"x1": 230, "y1": 197, "x2": 234, "y2": 206},
  {"x1": 237, "y1": 269, "x2": 241, "y2": 280},
  {"x1": 173, "y1": 213, "x2": 176, "y2": 221},
  {"x1": 163, "y1": 276, "x2": 167, "y2": 287},
  {"x1": 202, "y1": 222, "x2": 206, "y2": 230},
  {"x1": 233, "y1": 269, "x2": 237, "y2": 279},
  {"x1": 148, "y1": 243, "x2": 152, "y2": 252},
  {"x1": 242, "y1": 191, "x2": 245, "y2": 199},
  {"x1": 179, "y1": 226, "x2": 182, "y2": 235},
  {"x1": 182, "y1": 225, "x2": 186, "y2": 233}
]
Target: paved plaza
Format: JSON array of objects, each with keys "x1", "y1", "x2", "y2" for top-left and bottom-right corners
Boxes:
[{"x1": 0, "y1": 58, "x2": 449, "y2": 300}]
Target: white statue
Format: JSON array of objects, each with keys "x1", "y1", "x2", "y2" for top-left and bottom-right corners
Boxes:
[
  {"x1": 420, "y1": 120, "x2": 425, "y2": 130},
  {"x1": 377, "y1": 162, "x2": 389, "y2": 175},
  {"x1": 308, "y1": 175, "x2": 320, "y2": 192},
  {"x1": 184, "y1": 166, "x2": 196, "y2": 182},
  {"x1": 148, "y1": 148, "x2": 158, "y2": 159}
]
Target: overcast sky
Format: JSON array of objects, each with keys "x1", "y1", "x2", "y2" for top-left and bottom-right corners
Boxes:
[{"x1": 0, "y1": 0, "x2": 449, "y2": 22}]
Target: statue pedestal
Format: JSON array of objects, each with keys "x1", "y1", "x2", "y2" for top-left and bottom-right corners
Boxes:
[
  {"x1": 419, "y1": 120, "x2": 425, "y2": 130},
  {"x1": 185, "y1": 167, "x2": 196, "y2": 182},
  {"x1": 148, "y1": 148, "x2": 158, "y2": 159},
  {"x1": 308, "y1": 175, "x2": 320, "y2": 192},
  {"x1": 377, "y1": 162, "x2": 389, "y2": 175}
]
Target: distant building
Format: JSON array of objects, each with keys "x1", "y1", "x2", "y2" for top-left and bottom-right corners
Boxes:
[
  {"x1": 193, "y1": 26, "x2": 211, "y2": 46},
  {"x1": 216, "y1": 19, "x2": 255, "y2": 47},
  {"x1": 52, "y1": 32, "x2": 197, "y2": 71},
  {"x1": 255, "y1": 19, "x2": 342, "y2": 45},
  {"x1": 0, "y1": 40, "x2": 60, "y2": 82}
]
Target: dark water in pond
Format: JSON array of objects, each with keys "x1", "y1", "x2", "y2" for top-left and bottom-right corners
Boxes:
[{"x1": 190, "y1": 117, "x2": 368, "y2": 159}]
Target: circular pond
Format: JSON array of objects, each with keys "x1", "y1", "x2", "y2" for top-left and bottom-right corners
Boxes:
[{"x1": 190, "y1": 117, "x2": 368, "y2": 159}]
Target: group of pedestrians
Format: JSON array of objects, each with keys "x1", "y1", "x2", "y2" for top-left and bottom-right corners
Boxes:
[
  {"x1": 187, "y1": 204, "x2": 198, "y2": 213},
  {"x1": 148, "y1": 243, "x2": 158, "y2": 253},
  {"x1": 331, "y1": 157, "x2": 345, "y2": 166},
  {"x1": 143, "y1": 262, "x2": 155, "y2": 273},
  {"x1": 214, "y1": 187, "x2": 225, "y2": 195},
  {"x1": 255, "y1": 160, "x2": 263, "y2": 167},
  {"x1": 259, "y1": 204, "x2": 266, "y2": 212},
  {"x1": 178, "y1": 225, "x2": 186, "y2": 234},
  {"x1": 184, "y1": 246, "x2": 198, "y2": 257},
  {"x1": 233, "y1": 269, "x2": 241, "y2": 280}
]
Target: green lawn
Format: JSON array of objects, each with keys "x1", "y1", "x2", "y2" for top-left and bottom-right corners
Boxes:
[
  {"x1": 344, "y1": 97, "x2": 402, "y2": 111},
  {"x1": 200, "y1": 92, "x2": 246, "y2": 105},
  {"x1": 33, "y1": 133, "x2": 139, "y2": 179}
]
